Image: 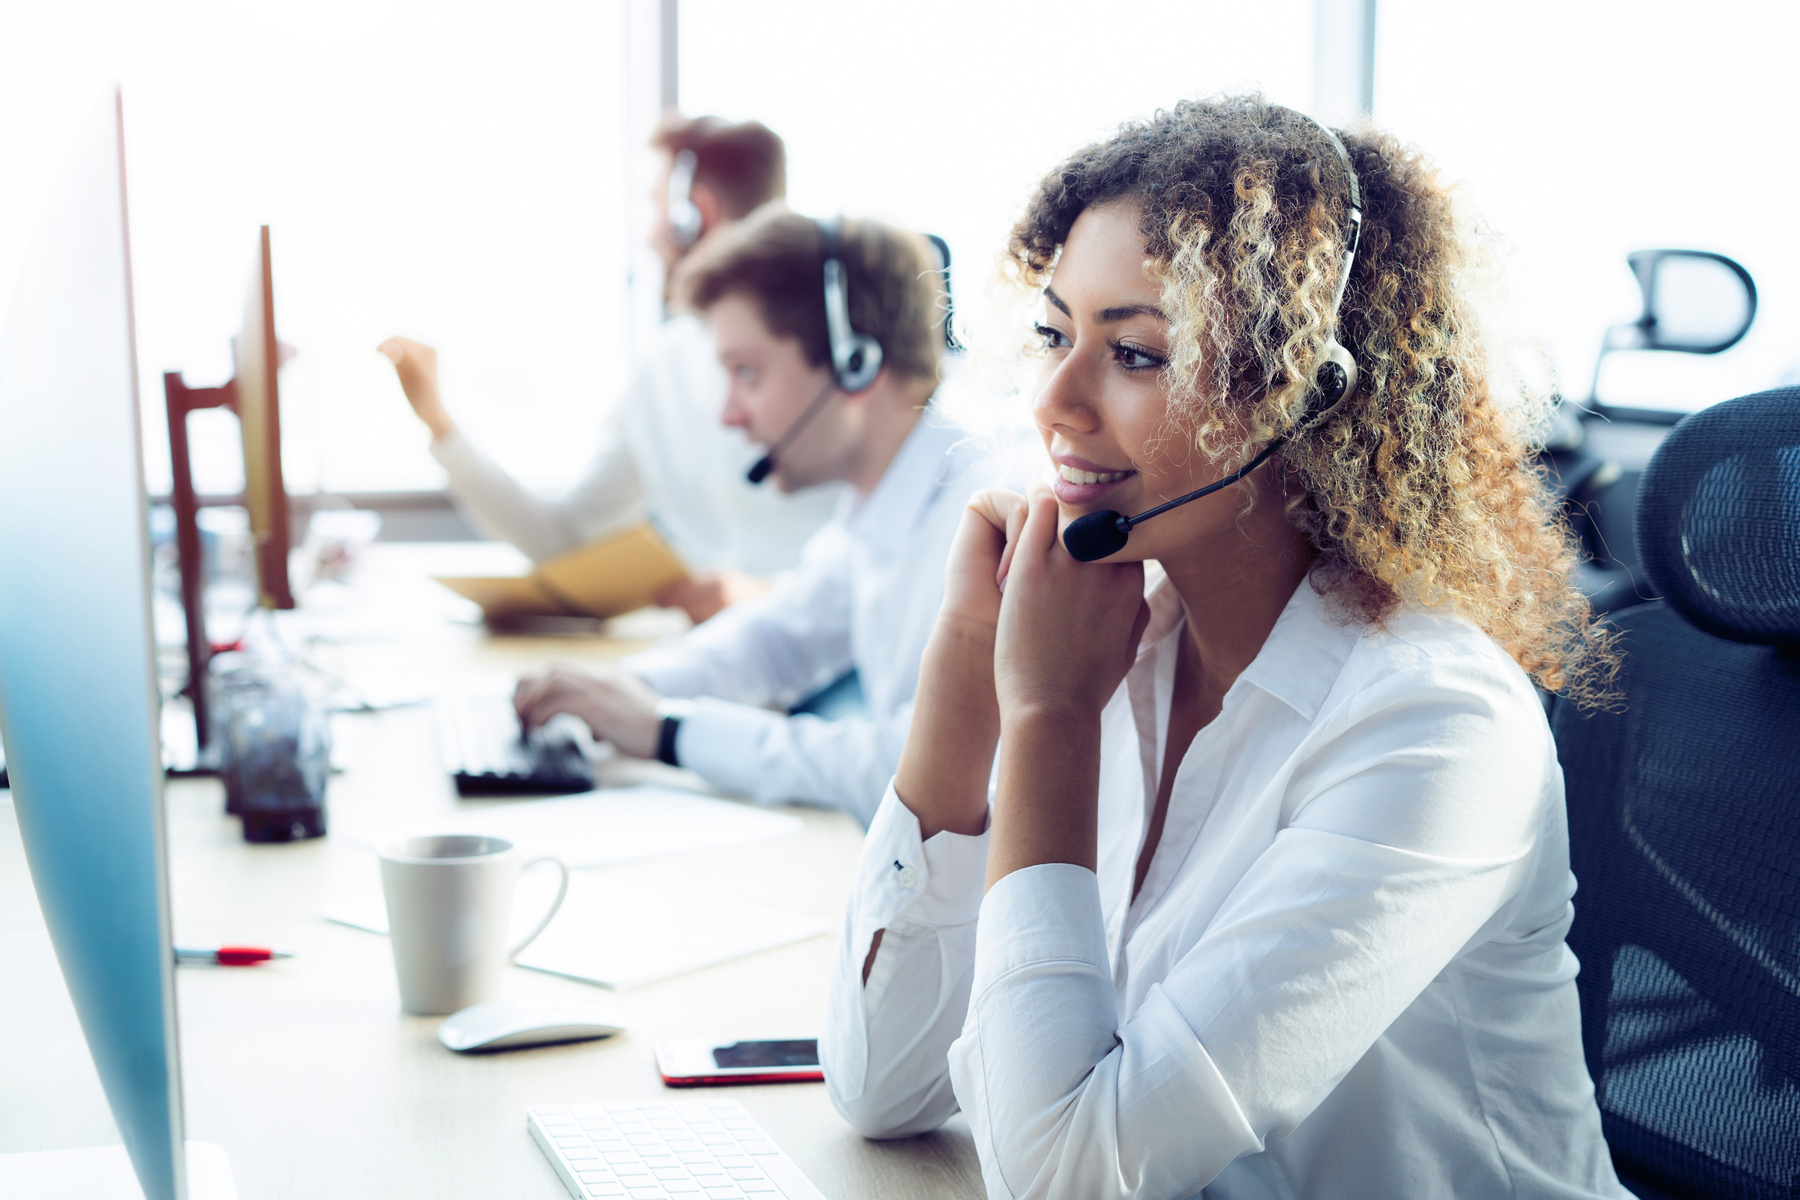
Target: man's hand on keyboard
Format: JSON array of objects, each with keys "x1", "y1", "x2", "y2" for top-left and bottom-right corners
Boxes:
[{"x1": 515, "y1": 665, "x2": 661, "y2": 760}]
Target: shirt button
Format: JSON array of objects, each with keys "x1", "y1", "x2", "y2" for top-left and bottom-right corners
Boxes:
[{"x1": 897, "y1": 865, "x2": 918, "y2": 889}]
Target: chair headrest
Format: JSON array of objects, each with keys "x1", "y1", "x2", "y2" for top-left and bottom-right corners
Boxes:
[{"x1": 1636, "y1": 387, "x2": 1800, "y2": 646}]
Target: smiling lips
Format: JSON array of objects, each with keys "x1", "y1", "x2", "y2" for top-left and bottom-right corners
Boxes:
[
  {"x1": 1050, "y1": 458, "x2": 1137, "y2": 505},
  {"x1": 1056, "y1": 463, "x2": 1130, "y2": 486}
]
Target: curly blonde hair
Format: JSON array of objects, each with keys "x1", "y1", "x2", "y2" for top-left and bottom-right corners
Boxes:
[{"x1": 1010, "y1": 95, "x2": 1613, "y2": 702}]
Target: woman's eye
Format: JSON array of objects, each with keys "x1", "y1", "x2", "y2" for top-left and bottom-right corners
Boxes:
[
  {"x1": 1033, "y1": 323, "x2": 1071, "y2": 351},
  {"x1": 1113, "y1": 342, "x2": 1167, "y2": 372}
]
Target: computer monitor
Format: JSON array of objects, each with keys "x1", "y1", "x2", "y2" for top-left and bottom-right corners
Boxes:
[
  {"x1": 0, "y1": 92, "x2": 233, "y2": 1200},
  {"x1": 233, "y1": 226, "x2": 295, "y2": 612},
  {"x1": 165, "y1": 226, "x2": 295, "y2": 753}
]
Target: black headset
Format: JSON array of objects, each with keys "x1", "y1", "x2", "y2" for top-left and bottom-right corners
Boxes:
[
  {"x1": 746, "y1": 217, "x2": 886, "y2": 484},
  {"x1": 668, "y1": 149, "x2": 703, "y2": 251},
  {"x1": 1061, "y1": 110, "x2": 1363, "y2": 562}
]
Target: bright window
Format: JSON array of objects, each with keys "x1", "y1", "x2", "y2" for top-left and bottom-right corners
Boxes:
[
  {"x1": 1378, "y1": 0, "x2": 1800, "y2": 412},
  {"x1": 0, "y1": 0, "x2": 629, "y2": 496},
  {"x1": 679, "y1": 0, "x2": 1315, "y2": 372}
]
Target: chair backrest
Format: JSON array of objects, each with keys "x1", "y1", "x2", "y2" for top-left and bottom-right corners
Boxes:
[{"x1": 1551, "y1": 388, "x2": 1800, "y2": 1199}]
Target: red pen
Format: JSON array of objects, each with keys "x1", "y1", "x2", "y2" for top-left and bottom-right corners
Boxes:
[{"x1": 174, "y1": 945, "x2": 295, "y2": 966}]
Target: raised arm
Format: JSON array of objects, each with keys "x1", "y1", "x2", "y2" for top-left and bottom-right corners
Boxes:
[
  {"x1": 824, "y1": 489, "x2": 1024, "y2": 1135},
  {"x1": 379, "y1": 335, "x2": 646, "y2": 562}
]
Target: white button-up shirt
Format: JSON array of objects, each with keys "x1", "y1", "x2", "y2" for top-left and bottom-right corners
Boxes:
[
  {"x1": 431, "y1": 314, "x2": 841, "y2": 574},
  {"x1": 625, "y1": 411, "x2": 998, "y2": 824},
  {"x1": 824, "y1": 575, "x2": 1628, "y2": 1199}
]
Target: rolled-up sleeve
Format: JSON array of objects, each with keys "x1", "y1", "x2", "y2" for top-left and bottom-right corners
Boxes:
[
  {"x1": 432, "y1": 422, "x2": 643, "y2": 564},
  {"x1": 824, "y1": 784, "x2": 988, "y2": 1137}
]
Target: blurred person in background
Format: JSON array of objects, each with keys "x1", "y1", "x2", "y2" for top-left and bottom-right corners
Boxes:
[
  {"x1": 515, "y1": 208, "x2": 1004, "y2": 827},
  {"x1": 379, "y1": 115, "x2": 839, "y2": 623}
]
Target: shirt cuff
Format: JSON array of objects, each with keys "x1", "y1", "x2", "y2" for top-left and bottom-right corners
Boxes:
[
  {"x1": 428, "y1": 427, "x2": 483, "y2": 476},
  {"x1": 973, "y1": 862, "x2": 1110, "y2": 995},
  {"x1": 852, "y1": 782, "x2": 989, "y2": 951},
  {"x1": 664, "y1": 696, "x2": 784, "y2": 798}
]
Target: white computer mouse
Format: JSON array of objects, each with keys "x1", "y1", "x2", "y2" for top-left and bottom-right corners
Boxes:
[{"x1": 438, "y1": 999, "x2": 627, "y2": 1053}]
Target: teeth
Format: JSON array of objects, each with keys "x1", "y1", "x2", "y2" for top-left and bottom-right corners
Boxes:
[{"x1": 1058, "y1": 464, "x2": 1127, "y2": 485}]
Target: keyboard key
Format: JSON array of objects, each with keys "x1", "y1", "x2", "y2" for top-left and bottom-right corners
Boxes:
[
  {"x1": 585, "y1": 1186, "x2": 626, "y2": 1198},
  {"x1": 739, "y1": 1183, "x2": 777, "y2": 1195}
]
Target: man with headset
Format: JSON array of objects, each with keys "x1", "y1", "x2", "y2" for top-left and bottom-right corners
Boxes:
[
  {"x1": 378, "y1": 115, "x2": 839, "y2": 623},
  {"x1": 513, "y1": 208, "x2": 1001, "y2": 825}
]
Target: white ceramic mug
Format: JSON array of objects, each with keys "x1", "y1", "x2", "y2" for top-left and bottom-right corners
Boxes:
[{"x1": 378, "y1": 834, "x2": 569, "y2": 1015}]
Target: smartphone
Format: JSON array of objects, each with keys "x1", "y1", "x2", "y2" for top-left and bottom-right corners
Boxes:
[{"x1": 655, "y1": 1038, "x2": 823, "y2": 1087}]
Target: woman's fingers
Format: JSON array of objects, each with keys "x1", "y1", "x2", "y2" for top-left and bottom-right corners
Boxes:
[
  {"x1": 938, "y1": 488, "x2": 1026, "y2": 636},
  {"x1": 994, "y1": 491, "x2": 1032, "y2": 591}
]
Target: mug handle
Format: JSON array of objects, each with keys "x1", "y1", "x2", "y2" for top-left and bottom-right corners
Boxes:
[{"x1": 509, "y1": 855, "x2": 571, "y2": 961}]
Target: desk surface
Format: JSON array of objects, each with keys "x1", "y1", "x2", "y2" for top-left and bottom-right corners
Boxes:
[{"x1": 0, "y1": 545, "x2": 985, "y2": 1200}]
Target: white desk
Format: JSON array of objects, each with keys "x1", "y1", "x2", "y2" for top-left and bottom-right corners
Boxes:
[{"x1": 0, "y1": 545, "x2": 984, "y2": 1199}]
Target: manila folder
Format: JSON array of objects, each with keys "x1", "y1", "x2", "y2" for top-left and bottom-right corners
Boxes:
[{"x1": 436, "y1": 524, "x2": 689, "y2": 620}]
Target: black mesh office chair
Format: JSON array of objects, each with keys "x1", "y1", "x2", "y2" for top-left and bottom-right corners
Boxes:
[{"x1": 1550, "y1": 389, "x2": 1800, "y2": 1200}]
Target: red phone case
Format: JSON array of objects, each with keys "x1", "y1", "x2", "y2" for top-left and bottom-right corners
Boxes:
[{"x1": 658, "y1": 1066, "x2": 824, "y2": 1088}]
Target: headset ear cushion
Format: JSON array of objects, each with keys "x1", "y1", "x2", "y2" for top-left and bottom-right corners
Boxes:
[
  {"x1": 839, "y1": 335, "x2": 884, "y2": 393},
  {"x1": 1304, "y1": 340, "x2": 1359, "y2": 428}
]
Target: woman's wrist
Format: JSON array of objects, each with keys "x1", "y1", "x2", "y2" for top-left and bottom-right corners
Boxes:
[
  {"x1": 986, "y1": 701, "x2": 1104, "y2": 885},
  {"x1": 895, "y1": 623, "x2": 1000, "y2": 840}
]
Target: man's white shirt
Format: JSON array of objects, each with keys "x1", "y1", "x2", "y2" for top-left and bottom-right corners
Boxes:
[
  {"x1": 430, "y1": 314, "x2": 840, "y2": 573},
  {"x1": 824, "y1": 575, "x2": 1629, "y2": 1199},
  {"x1": 625, "y1": 409, "x2": 999, "y2": 825}
]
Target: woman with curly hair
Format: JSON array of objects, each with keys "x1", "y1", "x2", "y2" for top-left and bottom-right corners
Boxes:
[{"x1": 820, "y1": 96, "x2": 1626, "y2": 1198}]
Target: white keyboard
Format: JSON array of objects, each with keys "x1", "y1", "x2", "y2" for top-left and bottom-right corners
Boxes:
[{"x1": 528, "y1": 1100, "x2": 827, "y2": 1200}]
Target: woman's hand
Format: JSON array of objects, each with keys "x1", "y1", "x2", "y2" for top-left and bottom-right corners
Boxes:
[
  {"x1": 994, "y1": 489, "x2": 1149, "y2": 725},
  {"x1": 985, "y1": 489, "x2": 1149, "y2": 887},
  {"x1": 891, "y1": 489, "x2": 1029, "y2": 839},
  {"x1": 935, "y1": 487, "x2": 1030, "y2": 644}
]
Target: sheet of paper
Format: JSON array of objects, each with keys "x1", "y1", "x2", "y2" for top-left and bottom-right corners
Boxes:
[
  {"x1": 324, "y1": 870, "x2": 828, "y2": 991},
  {"x1": 336, "y1": 786, "x2": 804, "y2": 868}
]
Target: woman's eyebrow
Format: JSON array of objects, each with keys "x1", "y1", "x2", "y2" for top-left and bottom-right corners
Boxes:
[
  {"x1": 1097, "y1": 303, "x2": 1168, "y2": 323},
  {"x1": 1041, "y1": 287, "x2": 1167, "y2": 324}
]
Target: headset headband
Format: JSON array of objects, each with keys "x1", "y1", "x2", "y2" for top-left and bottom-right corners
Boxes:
[
  {"x1": 1292, "y1": 111, "x2": 1362, "y2": 317},
  {"x1": 668, "y1": 149, "x2": 702, "y2": 250}
]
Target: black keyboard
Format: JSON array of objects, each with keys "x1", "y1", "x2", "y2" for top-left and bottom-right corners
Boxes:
[{"x1": 435, "y1": 695, "x2": 595, "y2": 796}]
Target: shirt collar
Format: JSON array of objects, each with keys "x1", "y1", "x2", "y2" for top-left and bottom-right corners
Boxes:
[
  {"x1": 842, "y1": 404, "x2": 962, "y2": 556},
  {"x1": 1138, "y1": 569, "x2": 1359, "y2": 723}
]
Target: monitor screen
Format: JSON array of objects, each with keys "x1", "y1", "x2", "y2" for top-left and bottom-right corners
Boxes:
[{"x1": 0, "y1": 92, "x2": 187, "y2": 1200}]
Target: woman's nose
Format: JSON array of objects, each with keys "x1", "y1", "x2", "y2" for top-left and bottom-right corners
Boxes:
[{"x1": 1031, "y1": 351, "x2": 1101, "y2": 436}]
